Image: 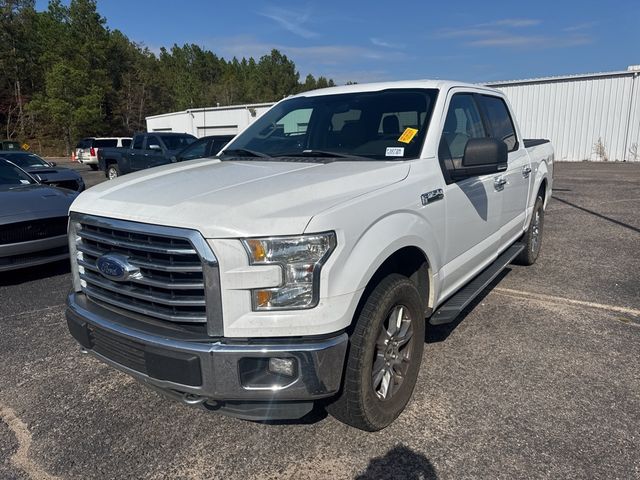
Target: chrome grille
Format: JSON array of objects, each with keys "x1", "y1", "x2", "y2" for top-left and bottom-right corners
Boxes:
[{"x1": 69, "y1": 214, "x2": 223, "y2": 335}]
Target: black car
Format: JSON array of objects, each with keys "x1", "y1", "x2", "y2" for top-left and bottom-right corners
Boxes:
[
  {"x1": 173, "y1": 135, "x2": 235, "y2": 162},
  {"x1": 0, "y1": 159, "x2": 78, "y2": 272},
  {"x1": 0, "y1": 151, "x2": 85, "y2": 192}
]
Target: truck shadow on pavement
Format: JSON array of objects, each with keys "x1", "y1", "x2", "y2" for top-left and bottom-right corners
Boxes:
[
  {"x1": 355, "y1": 444, "x2": 437, "y2": 479},
  {"x1": 0, "y1": 259, "x2": 70, "y2": 286},
  {"x1": 552, "y1": 195, "x2": 640, "y2": 234},
  {"x1": 426, "y1": 269, "x2": 510, "y2": 344}
]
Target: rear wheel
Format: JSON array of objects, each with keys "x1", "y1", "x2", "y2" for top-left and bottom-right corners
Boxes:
[
  {"x1": 327, "y1": 274, "x2": 425, "y2": 431},
  {"x1": 515, "y1": 195, "x2": 544, "y2": 265},
  {"x1": 89, "y1": 164, "x2": 98, "y2": 171},
  {"x1": 106, "y1": 164, "x2": 120, "y2": 180}
]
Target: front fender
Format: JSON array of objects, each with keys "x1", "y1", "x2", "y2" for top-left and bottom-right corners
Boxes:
[{"x1": 321, "y1": 210, "x2": 443, "y2": 310}]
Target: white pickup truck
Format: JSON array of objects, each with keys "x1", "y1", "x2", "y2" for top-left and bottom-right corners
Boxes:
[{"x1": 66, "y1": 80, "x2": 553, "y2": 431}]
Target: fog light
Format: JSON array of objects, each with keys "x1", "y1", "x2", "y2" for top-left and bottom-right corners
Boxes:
[{"x1": 268, "y1": 357, "x2": 296, "y2": 377}]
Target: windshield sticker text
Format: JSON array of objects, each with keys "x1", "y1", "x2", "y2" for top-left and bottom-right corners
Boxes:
[{"x1": 385, "y1": 147, "x2": 405, "y2": 157}]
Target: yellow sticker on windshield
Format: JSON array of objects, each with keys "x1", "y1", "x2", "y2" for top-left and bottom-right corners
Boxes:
[{"x1": 398, "y1": 128, "x2": 418, "y2": 144}]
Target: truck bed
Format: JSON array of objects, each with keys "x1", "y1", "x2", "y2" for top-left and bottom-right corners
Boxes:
[{"x1": 523, "y1": 139, "x2": 550, "y2": 148}]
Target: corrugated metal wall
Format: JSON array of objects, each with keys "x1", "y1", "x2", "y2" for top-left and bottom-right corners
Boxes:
[{"x1": 491, "y1": 71, "x2": 640, "y2": 161}]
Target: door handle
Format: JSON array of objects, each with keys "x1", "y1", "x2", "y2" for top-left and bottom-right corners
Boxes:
[
  {"x1": 494, "y1": 175, "x2": 507, "y2": 191},
  {"x1": 522, "y1": 166, "x2": 532, "y2": 178}
]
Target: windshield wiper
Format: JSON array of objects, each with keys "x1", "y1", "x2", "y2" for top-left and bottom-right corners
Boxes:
[
  {"x1": 272, "y1": 150, "x2": 372, "y2": 161},
  {"x1": 220, "y1": 148, "x2": 272, "y2": 159}
]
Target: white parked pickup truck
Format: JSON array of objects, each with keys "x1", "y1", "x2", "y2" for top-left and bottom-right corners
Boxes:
[{"x1": 66, "y1": 80, "x2": 553, "y2": 431}]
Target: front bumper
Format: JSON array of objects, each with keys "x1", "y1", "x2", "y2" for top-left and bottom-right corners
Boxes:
[
  {"x1": 66, "y1": 292, "x2": 348, "y2": 419},
  {"x1": 0, "y1": 235, "x2": 69, "y2": 272}
]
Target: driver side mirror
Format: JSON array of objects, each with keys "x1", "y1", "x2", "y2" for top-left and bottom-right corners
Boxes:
[
  {"x1": 450, "y1": 138, "x2": 507, "y2": 180},
  {"x1": 148, "y1": 144, "x2": 162, "y2": 151},
  {"x1": 48, "y1": 161, "x2": 57, "y2": 167}
]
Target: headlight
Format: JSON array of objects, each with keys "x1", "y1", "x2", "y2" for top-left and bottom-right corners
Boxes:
[{"x1": 242, "y1": 232, "x2": 336, "y2": 310}]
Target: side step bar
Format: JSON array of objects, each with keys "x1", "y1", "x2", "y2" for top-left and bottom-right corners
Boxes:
[{"x1": 429, "y1": 243, "x2": 525, "y2": 325}]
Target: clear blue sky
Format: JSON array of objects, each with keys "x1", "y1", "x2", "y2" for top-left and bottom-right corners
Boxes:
[{"x1": 36, "y1": 0, "x2": 640, "y2": 84}]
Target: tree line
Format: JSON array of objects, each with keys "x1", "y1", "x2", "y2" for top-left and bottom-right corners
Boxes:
[{"x1": 0, "y1": 0, "x2": 336, "y2": 155}]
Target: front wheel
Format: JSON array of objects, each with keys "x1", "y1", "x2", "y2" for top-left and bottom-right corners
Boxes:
[
  {"x1": 514, "y1": 195, "x2": 545, "y2": 265},
  {"x1": 106, "y1": 164, "x2": 120, "y2": 180},
  {"x1": 326, "y1": 274, "x2": 425, "y2": 431}
]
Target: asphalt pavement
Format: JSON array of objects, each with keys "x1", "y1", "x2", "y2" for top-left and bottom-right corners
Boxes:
[{"x1": 1, "y1": 161, "x2": 639, "y2": 479}]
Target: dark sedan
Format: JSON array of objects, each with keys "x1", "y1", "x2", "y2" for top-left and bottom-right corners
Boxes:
[
  {"x1": 173, "y1": 135, "x2": 234, "y2": 162},
  {"x1": 0, "y1": 151, "x2": 85, "y2": 192},
  {"x1": 0, "y1": 159, "x2": 77, "y2": 272}
]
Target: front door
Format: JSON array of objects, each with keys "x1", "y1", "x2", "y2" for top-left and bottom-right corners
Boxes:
[{"x1": 143, "y1": 135, "x2": 166, "y2": 169}]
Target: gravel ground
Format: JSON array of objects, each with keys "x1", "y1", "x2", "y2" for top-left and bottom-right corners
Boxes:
[{"x1": 0, "y1": 161, "x2": 638, "y2": 480}]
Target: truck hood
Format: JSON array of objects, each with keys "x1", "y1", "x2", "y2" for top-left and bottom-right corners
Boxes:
[
  {"x1": 25, "y1": 166, "x2": 80, "y2": 181},
  {"x1": 71, "y1": 158, "x2": 410, "y2": 237}
]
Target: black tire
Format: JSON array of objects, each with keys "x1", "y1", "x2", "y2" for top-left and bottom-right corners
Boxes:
[
  {"x1": 89, "y1": 164, "x2": 99, "y2": 171},
  {"x1": 514, "y1": 195, "x2": 544, "y2": 265},
  {"x1": 326, "y1": 274, "x2": 425, "y2": 431},
  {"x1": 106, "y1": 163, "x2": 120, "y2": 179}
]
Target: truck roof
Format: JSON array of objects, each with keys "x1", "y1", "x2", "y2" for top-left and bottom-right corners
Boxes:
[{"x1": 290, "y1": 79, "x2": 502, "y2": 98}]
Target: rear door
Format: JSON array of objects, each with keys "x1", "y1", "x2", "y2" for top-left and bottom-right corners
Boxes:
[
  {"x1": 478, "y1": 95, "x2": 530, "y2": 246},
  {"x1": 437, "y1": 91, "x2": 504, "y2": 298}
]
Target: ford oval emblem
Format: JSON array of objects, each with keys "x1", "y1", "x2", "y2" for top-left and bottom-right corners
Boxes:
[{"x1": 96, "y1": 253, "x2": 140, "y2": 282}]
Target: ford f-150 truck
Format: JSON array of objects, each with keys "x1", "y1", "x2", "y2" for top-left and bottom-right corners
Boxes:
[
  {"x1": 97, "y1": 132, "x2": 196, "y2": 179},
  {"x1": 66, "y1": 80, "x2": 553, "y2": 431}
]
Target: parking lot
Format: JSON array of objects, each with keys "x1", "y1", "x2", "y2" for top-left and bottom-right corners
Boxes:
[{"x1": 1, "y1": 161, "x2": 639, "y2": 479}]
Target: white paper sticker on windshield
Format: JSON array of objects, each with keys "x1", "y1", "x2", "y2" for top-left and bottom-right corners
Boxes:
[
  {"x1": 385, "y1": 147, "x2": 404, "y2": 157},
  {"x1": 20, "y1": 179, "x2": 30, "y2": 184}
]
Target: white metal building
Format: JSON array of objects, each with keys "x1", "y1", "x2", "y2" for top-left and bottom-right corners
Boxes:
[
  {"x1": 146, "y1": 103, "x2": 274, "y2": 138},
  {"x1": 489, "y1": 65, "x2": 640, "y2": 161},
  {"x1": 146, "y1": 65, "x2": 640, "y2": 162}
]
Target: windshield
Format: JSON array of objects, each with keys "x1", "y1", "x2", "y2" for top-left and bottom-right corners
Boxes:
[
  {"x1": 0, "y1": 152, "x2": 49, "y2": 169},
  {"x1": 94, "y1": 139, "x2": 118, "y2": 148},
  {"x1": 224, "y1": 88, "x2": 438, "y2": 160},
  {"x1": 2, "y1": 141, "x2": 21, "y2": 150},
  {"x1": 161, "y1": 135, "x2": 196, "y2": 150},
  {"x1": 0, "y1": 161, "x2": 36, "y2": 186}
]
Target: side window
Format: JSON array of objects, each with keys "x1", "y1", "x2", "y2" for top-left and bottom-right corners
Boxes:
[
  {"x1": 439, "y1": 94, "x2": 486, "y2": 162},
  {"x1": 276, "y1": 108, "x2": 312, "y2": 135},
  {"x1": 331, "y1": 109, "x2": 361, "y2": 131},
  {"x1": 180, "y1": 139, "x2": 207, "y2": 160},
  {"x1": 121, "y1": 139, "x2": 132, "y2": 148},
  {"x1": 146, "y1": 135, "x2": 161, "y2": 149},
  {"x1": 378, "y1": 111, "x2": 419, "y2": 136},
  {"x1": 132, "y1": 136, "x2": 144, "y2": 149},
  {"x1": 481, "y1": 95, "x2": 518, "y2": 152}
]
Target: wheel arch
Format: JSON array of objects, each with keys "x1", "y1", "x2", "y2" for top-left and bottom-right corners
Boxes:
[
  {"x1": 326, "y1": 218, "x2": 440, "y2": 334},
  {"x1": 533, "y1": 159, "x2": 551, "y2": 209},
  {"x1": 363, "y1": 245, "x2": 433, "y2": 316}
]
